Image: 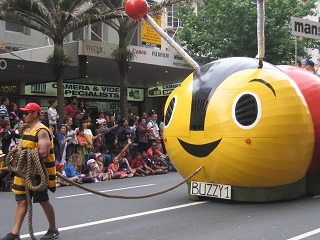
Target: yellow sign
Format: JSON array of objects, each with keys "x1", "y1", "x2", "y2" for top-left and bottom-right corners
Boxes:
[{"x1": 141, "y1": 16, "x2": 161, "y2": 48}]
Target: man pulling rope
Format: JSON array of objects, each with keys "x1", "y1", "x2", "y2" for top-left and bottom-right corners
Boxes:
[{"x1": 1, "y1": 103, "x2": 59, "y2": 240}]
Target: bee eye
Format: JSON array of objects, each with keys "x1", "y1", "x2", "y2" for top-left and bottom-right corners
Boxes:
[
  {"x1": 232, "y1": 92, "x2": 261, "y2": 129},
  {"x1": 165, "y1": 96, "x2": 177, "y2": 127}
]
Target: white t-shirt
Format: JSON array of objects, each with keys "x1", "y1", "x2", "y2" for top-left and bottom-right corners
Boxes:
[
  {"x1": 147, "y1": 121, "x2": 159, "y2": 140},
  {"x1": 48, "y1": 107, "x2": 58, "y2": 125}
]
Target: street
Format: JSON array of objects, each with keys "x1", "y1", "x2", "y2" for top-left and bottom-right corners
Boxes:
[{"x1": 1, "y1": 172, "x2": 320, "y2": 240}]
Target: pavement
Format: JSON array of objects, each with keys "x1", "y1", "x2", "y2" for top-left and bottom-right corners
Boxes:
[{"x1": 1, "y1": 172, "x2": 320, "y2": 240}]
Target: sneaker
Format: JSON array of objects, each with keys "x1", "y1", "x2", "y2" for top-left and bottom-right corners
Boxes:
[
  {"x1": 127, "y1": 173, "x2": 134, "y2": 178},
  {"x1": 0, "y1": 233, "x2": 21, "y2": 240},
  {"x1": 40, "y1": 229, "x2": 59, "y2": 240},
  {"x1": 139, "y1": 174, "x2": 145, "y2": 177}
]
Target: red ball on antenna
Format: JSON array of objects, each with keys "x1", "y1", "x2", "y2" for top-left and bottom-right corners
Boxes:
[
  {"x1": 125, "y1": 0, "x2": 148, "y2": 20},
  {"x1": 301, "y1": 0, "x2": 308, "y2": 2}
]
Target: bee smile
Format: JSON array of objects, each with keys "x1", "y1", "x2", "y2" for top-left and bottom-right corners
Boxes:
[{"x1": 177, "y1": 138, "x2": 222, "y2": 158}]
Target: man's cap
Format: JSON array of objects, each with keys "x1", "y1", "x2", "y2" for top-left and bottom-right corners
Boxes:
[
  {"x1": 304, "y1": 59, "x2": 315, "y2": 67},
  {"x1": 0, "y1": 149, "x2": 5, "y2": 157},
  {"x1": 87, "y1": 159, "x2": 96, "y2": 165},
  {"x1": 40, "y1": 111, "x2": 45, "y2": 116},
  {"x1": 98, "y1": 111, "x2": 104, "y2": 114},
  {"x1": 20, "y1": 103, "x2": 41, "y2": 113},
  {"x1": 56, "y1": 163, "x2": 64, "y2": 171},
  {"x1": 95, "y1": 153, "x2": 103, "y2": 158}
]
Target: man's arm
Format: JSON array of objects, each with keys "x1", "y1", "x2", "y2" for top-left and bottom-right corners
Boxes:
[{"x1": 37, "y1": 129, "x2": 51, "y2": 159}]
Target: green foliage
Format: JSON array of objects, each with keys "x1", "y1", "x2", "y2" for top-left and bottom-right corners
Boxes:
[
  {"x1": 111, "y1": 46, "x2": 135, "y2": 62},
  {"x1": 177, "y1": 0, "x2": 320, "y2": 64}
]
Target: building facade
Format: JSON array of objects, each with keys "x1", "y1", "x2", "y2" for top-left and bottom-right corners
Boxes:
[{"x1": 0, "y1": 3, "x2": 193, "y2": 119}]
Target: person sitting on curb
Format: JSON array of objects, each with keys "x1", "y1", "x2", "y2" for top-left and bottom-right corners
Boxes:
[{"x1": 131, "y1": 152, "x2": 154, "y2": 176}]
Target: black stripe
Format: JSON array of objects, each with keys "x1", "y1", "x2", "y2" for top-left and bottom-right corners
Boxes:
[
  {"x1": 44, "y1": 161, "x2": 55, "y2": 168},
  {"x1": 49, "y1": 175, "x2": 56, "y2": 180},
  {"x1": 12, "y1": 184, "x2": 26, "y2": 191},
  {"x1": 50, "y1": 148, "x2": 54, "y2": 154},
  {"x1": 22, "y1": 135, "x2": 38, "y2": 142},
  {"x1": 190, "y1": 57, "x2": 278, "y2": 131}
]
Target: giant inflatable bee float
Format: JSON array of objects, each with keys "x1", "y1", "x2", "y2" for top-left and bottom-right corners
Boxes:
[
  {"x1": 163, "y1": 57, "x2": 318, "y2": 202},
  {"x1": 123, "y1": 0, "x2": 320, "y2": 201}
]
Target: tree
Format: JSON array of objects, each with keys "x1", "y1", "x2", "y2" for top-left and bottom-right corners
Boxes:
[
  {"x1": 177, "y1": 0, "x2": 320, "y2": 65},
  {"x1": 103, "y1": 0, "x2": 190, "y2": 119},
  {"x1": 0, "y1": 0, "x2": 122, "y2": 121}
]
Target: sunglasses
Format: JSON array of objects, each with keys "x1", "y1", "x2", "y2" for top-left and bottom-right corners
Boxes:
[
  {"x1": 23, "y1": 111, "x2": 34, "y2": 116},
  {"x1": 152, "y1": 145, "x2": 157, "y2": 147}
]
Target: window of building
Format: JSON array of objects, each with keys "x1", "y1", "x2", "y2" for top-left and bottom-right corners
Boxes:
[
  {"x1": 73, "y1": 28, "x2": 84, "y2": 41},
  {"x1": 5, "y1": 22, "x2": 31, "y2": 35},
  {"x1": 166, "y1": 4, "x2": 182, "y2": 29},
  {"x1": 127, "y1": 25, "x2": 138, "y2": 46},
  {"x1": 90, "y1": 22, "x2": 102, "y2": 41}
]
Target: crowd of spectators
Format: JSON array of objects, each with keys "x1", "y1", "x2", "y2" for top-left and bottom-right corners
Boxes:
[{"x1": 0, "y1": 96, "x2": 175, "y2": 191}]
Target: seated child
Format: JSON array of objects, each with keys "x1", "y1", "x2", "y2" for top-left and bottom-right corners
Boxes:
[
  {"x1": 108, "y1": 157, "x2": 128, "y2": 179},
  {"x1": 130, "y1": 152, "x2": 154, "y2": 176},
  {"x1": 141, "y1": 150, "x2": 152, "y2": 168},
  {"x1": 64, "y1": 153, "x2": 86, "y2": 183},
  {"x1": 151, "y1": 151, "x2": 168, "y2": 174},
  {"x1": 85, "y1": 159, "x2": 109, "y2": 182},
  {"x1": 55, "y1": 163, "x2": 71, "y2": 187}
]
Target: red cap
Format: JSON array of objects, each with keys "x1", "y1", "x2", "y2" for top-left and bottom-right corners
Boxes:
[
  {"x1": 56, "y1": 163, "x2": 64, "y2": 171},
  {"x1": 20, "y1": 103, "x2": 41, "y2": 113}
]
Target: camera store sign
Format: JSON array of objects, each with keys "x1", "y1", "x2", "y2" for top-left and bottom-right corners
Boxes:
[
  {"x1": 25, "y1": 82, "x2": 144, "y2": 101},
  {"x1": 148, "y1": 82, "x2": 181, "y2": 97}
]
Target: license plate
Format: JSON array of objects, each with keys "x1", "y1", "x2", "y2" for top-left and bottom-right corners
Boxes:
[{"x1": 190, "y1": 181, "x2": 231, "y2": 200}]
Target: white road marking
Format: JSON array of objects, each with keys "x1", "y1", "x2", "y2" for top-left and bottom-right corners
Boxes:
[
  {"x1": 20, "y1": 201, "x2": 208, "y2": 239},
  {"x1": 56, "y1": 184, "x2": 156, "y2": 199},
  {"x1": 287, "y1": 228, "x2": 320, "y2": 240}
]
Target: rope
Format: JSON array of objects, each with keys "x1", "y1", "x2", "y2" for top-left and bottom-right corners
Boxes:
[
  {"x1": 5, "y1": 123, "x2": 203, "y2": 239},
  {"x1": 56, "y1": 165, "x2": 203, "y2": 199}
]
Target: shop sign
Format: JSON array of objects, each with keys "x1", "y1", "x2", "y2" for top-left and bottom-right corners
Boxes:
[
  {"x1": 148, "y1": 82, "x2": 181, "y2": 97},
  {"x1": 141, "y1": 16, "x2": 162, "y2": 48},
  {"x1": 78, "y1": 40, "x2": 109, "y2": 58},
  {"x1": 0, "y1": 82, "x2": 22, "y2": 95},
  {"x1": 128, "y1": 45, "x2": 193, "y2": 70},
  {"x1": 25, "y1": 82, "x2": 144, "y2": 101}
]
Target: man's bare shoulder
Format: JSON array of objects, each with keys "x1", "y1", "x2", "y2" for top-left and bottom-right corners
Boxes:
[{"x1": 38, "y1": 128, "x2": 49, "y2": 139}]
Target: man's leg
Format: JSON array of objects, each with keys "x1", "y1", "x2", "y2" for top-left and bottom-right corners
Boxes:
[
  {"x1": 39, "y1": 201, "x2": 57, "y2": 231},
  {"x1": 11, "y1": 200, "x2": 27, "y2": 235}
]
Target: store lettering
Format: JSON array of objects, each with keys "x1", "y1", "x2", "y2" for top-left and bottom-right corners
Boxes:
[
  {"x1": 0, "y1": 59, "x2": 7, "y2": 70},
  {"x1": 151, "y1": 51, "x2": 169, "y2": 58},
  {"x1": 132, "y1": 48, "x2": 147, "y2": 55},
  {"x1": 101, "y1": 87, "x2": 119, "y2": 92},
  {"x1": 52, "y1": 83, "x2": 89, "y2": 90},
  {"x1": 64, "y1": 90, "x2": 119, "y2": 98},
  {"x1": 163, "y1": 83, "x2": 181, "y2": 89},
  {"x1": 0, "y1": 85, "x2": 16, "y2": 93},
  {"x1": 85, "y1": 44, "x2": 105, "y2": 54},
  {"x1": 174, "y1": 55, "x2": 183, "y2": 60}
]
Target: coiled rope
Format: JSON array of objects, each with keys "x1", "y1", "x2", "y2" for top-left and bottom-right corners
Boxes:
[{"x1": 5, "y1": 123, "x2": 203, "y2": 239}]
